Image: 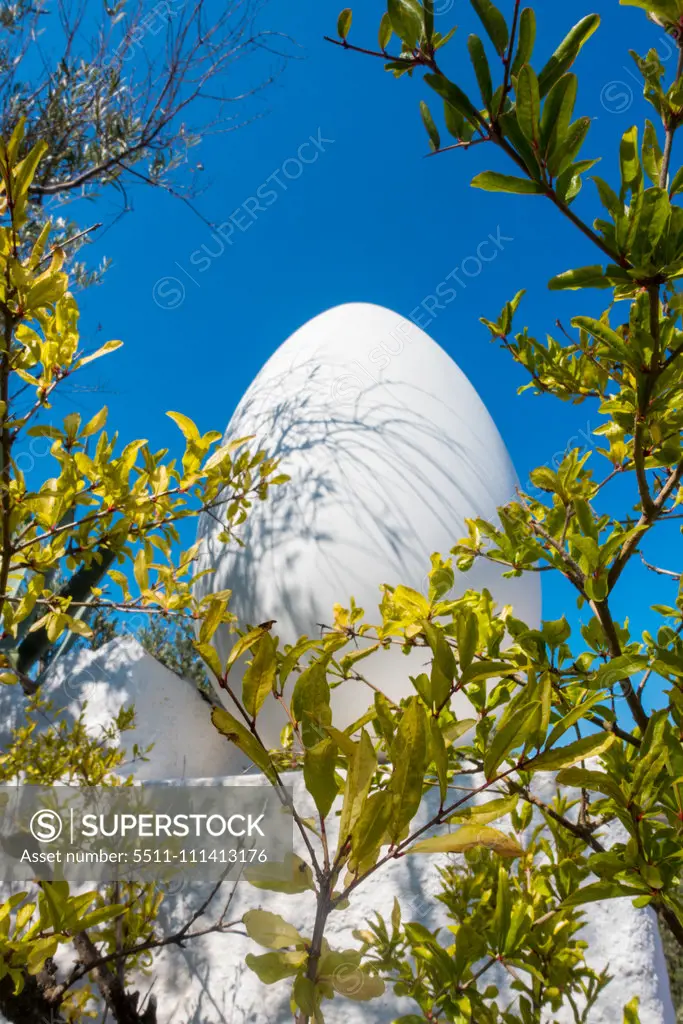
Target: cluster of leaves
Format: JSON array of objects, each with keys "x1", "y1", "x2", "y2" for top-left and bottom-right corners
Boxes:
[
  {"x1": 0, "y1": 119, "x2": 288, "y2": 694},
  {"x1": 200, "y1": 551, "x2": 667, "y2": 1022},
  {"x1": 0, "y1": 682, "x2": 169, "y2": 1022},
  {"x1": 359, "y1": 812, "x2": 612, "y2": 1024},
  {"x1": 176, "y1": 2, "x2": 683, "y2": 1021},
  {"x1": 0, "y1": 122, "x2": 290, "y2": 1022}
]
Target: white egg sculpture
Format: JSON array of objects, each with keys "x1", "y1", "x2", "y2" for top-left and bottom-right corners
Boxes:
[{"x1": 194, "y1": 303, "x2": 541, "y2": 757}]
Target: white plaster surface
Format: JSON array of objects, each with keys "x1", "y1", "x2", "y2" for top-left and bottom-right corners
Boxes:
[
  {"x1": 194, "y1": 303, "x2": 542, "y2": 759},
  {"x1": 0, "y1": 637, "x2": 236, "y2": 780}
]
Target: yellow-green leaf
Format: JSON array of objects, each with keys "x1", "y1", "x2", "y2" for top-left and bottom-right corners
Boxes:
[
  {"x1": 242, "y1": 909, "x2": 305, "y2": 950},
  {"x1": 211, "y1": 707, "x2": 275, "y2": 780},
  {"x1": 245, "y1": 950, "x2": 306, "y2": 983},
  {"x1": 409, "y1": 825, "x2": 523, "y2": 858},
  {"x1": 525, "y1": 731, "x2": 616, "y2": 772},
  {"x1": 166, "y1": 410, "x2": 200, "y2": 442},
  {"x1": 75, "y1": 339, "x2": 123, "y2": 367},
  {"x1": 244, "y1": 853, "x2": 314, "y2": 894},
  {"x1": 243, "y1": 632, "x2": 278, "y2": 719}
]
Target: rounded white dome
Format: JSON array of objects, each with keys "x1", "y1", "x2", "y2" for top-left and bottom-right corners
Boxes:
[{"x1": 195, "y1": 303, "x2": 541, "y2": 756}]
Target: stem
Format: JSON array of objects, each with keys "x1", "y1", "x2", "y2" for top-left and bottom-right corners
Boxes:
[
  {"x1": 661, "y1": 44, "x2": 683, "y2": 189},
  {"x1": 590, "y1": 598, "x2": 649, "y2": 732},
  {"x1": 323, "y1": 35, "x2": 415, "y2": 66},
  {"x1": 488, "y1": 132, "x2": 627, "y2": 266},
  {"x1": 608, "y1": 456, "x2": 683, "y2": 590},
  {"x1": 497, "y1": 0, "x2": 522, "y2": 119}
]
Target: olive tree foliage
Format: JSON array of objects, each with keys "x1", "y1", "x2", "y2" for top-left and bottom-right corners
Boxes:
[
  {"x1": 1, "y1": 0, "x2": 288, "y2": 281},
  {"x1": 0, "y1": 123, "x2": 287, "y2": 1023},
  {"x1": 181, "y1": 2, "x2": 683, "y2": 1023}
]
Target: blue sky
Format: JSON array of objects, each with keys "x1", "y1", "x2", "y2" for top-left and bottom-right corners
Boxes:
[{"x1": 47, "y1": 0, "x2": 680, "y2": 707}]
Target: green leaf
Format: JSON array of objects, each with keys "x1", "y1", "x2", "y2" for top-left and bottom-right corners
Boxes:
[
  {"x1": 562, "y1": 881, "x2": 634, "y2": 908},
  {"x1": 336, "y1": 729, "x2": 376, "y2": 854},
  {"x1": 419, "y1": 100, "x2": 440, "y2": 151},
  {"x1": 510, "y1": 7, "x2": 536, "y2": 78},
  {"x1": 79, "y1": 406, "x2": 108, "y2": 439},
  {"x1": 541, "y1": 73, "x2": 577, "y2": 155},
  {"x1": 457, "y1": 610, "x2": 478, "y2": 671},
  {"x1": 494, "y1": 863, "x2": 511, "y2": 950},
  {"x1": 421, "y1": 621, "x2": 455, "y2": 705},
  {"x1": 245, "y1": 950, "x2": 306, "y2": 983},
  {"x1": 449, "y1": 793, "x2": 518, "y2": 826},
  {"x1": 516, "y1": 65, "x2": 541, "y2": 146},
  {"x1": 642, "y1": 119, "x2": 663, "y2": 186},
  {"x1": 388, "y1": 697, "x2": 428, "y2": 840},
  {"x1": 424, "y1": 0, "x2": 434, "y2": 44},
  {"x1": 349, "y1": 790, "x2": 393, "y2": 871},
  {"x1": 225, "y1": 624, "x2": 272, "y2": 674},
  {"x1": 443, "y1": 98, "x2": 466, "y2": 140},
  {"x1": 548, "y1": 116, "x2": 591, "y2": 178},
  {"x1": 498, "y1": 110, "x2": 542, "y2": 177},
  {"x1": 525, "y1": 731, "x2": 616, "y2": 772},
  {"x1": 548, "y1": 265, "x2": 611, "y2": 290},
  {"x1": 623, "y1": 996, "x2": 642, "y2": 1024},
  {"x1": 26, "y1": 936, "x2": 58, "y2": 975},
  {"x1": 410, "y1": 824, "x2": 523, "y2": 857},
  {"x1": 378, "y1": 11, "x2": 392, "y2": 49},
  {"x1": 387, "y1": 0, "x2": 423, "y2": 49},
  {"x1": 460, "y1": 659, "x2": 515, "y2": 684},
  {"x1": 304, "y1": 737, "x2": 338, "y2": 819},
  {"x1": 291, "y1": 661, "x2": 331, "y2": 741},
  {"x1": 471, "y1": 171, "x2": 545, "y2": 194},
  {"x1": 320, "y1": 951, "x2": 386, "y2": 1000},
  {"x1": 537, "y1": 15, "x2": 600, "y2": 98},
  {"x1": 337, "y1": 8, "x2": 352, "y2": 38},
  {"x1": 544, "y1": 692, "x2": 605, "y2": 748},
  {"x1": 73, "y1": 905, "x2": 126, "y2": 931},
  {"x1": 425, "y1": 73, "x2": 482, "y2": 129},
  {"x1": 133, "y1": 549, "x2": 148, "y2": 593},
  {"x1": 620, "y1": 125, "x2": 642, "y2": 201},
  {"x1": 211, "y1": 707, "x2": 275, "y2": 780},
  {"x1": 556, "y1": 767, "x2": 624, "y2": 803},
  {"x1": 242, "y1": 632, "x2": 277, "y2": 719},
  {"x1": 75, "y1": 338, "x2": 123, "y2": 368},
  {"x1": 670, "y1": 164, "x2": 683, "y2": 198},
  {"x1": 571, "y1": 315, "x2": 630, "y2": 360},
  {"x1": 166, "y1": 410, "x2": 200, "y2": 442},
  {"x1": 484, "y1": 700, "x2": 540, "y2": 779},
  {"x1": 293, "y1": 975, "x2": 319, "y2": 1016},
  {"x1": 468, "y1": 35, "x2": 493, "y2": 108},
  {"x1": 592, "y1": 654, "x2": 649, "y2": 689},
  {"x1": 25, "y1": 273, "x2": 67, "y2": 311},
  {"x1": 428, "y1": 717, "x2": 448, "y2": 805},
  {"x1": 593, "y1": 175, "x2": 622, "y2": 218},
  {"x1": 194, "y1": 641, "x2": 223, "y2": 680},
  {"x1": 14, "y1": 140, "x2": 49, "y2": 199},
  {"x1": 442, "y1": 718, "x2": 477, "y2": 743},
  {"x1": 242, "y1": 909, "x2": 305, "y2": 950},
  {"x1": 244, "y1": 853, "x2": 314, "y2": 894},
  {"x1": 392, "y1": 584, "x2": 431, "y2": 618},
  {"x1": 559, "y1": 156, "x2": 598, "y2": 204},
  {"x1": 470, "y1": 0, "x2": 509, "y2": 56},
  {"x1": 331, "y1": 968, "x2": 385, "y2": 1001}
]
